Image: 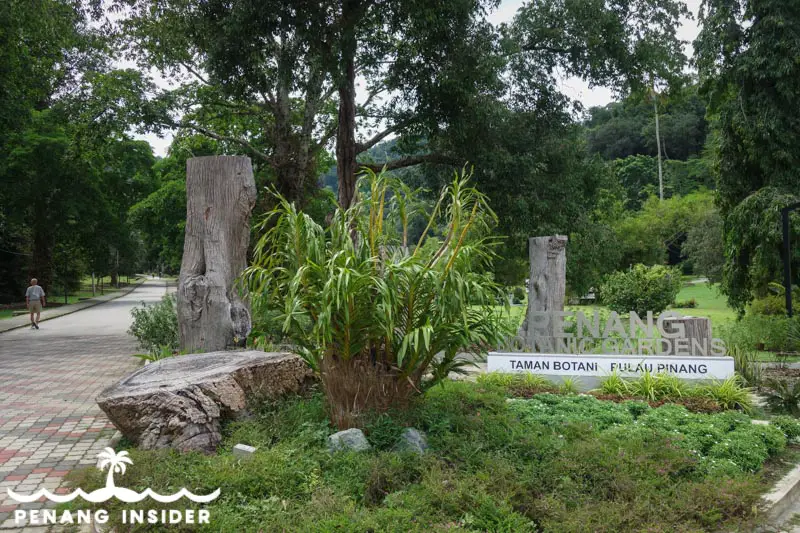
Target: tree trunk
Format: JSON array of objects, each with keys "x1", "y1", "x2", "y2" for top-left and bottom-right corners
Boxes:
[
  {"x1": 97, "y1": 351, "x2": 314, "y2": 452},
  {"x1": 662, "y1": 316, "x2": 713, "y2": 356},
  {"x1": 336, "y1": 8, "x2": 359, "y2": 210},
  {"x1": 518, "y1": 235, "x2": 568, "y2": 348},
  {"x1": 178, "y1": 156, "x2": 257, "y2": 353}
]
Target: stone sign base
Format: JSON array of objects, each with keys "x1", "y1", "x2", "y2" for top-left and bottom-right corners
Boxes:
[{"x1": 488, "y1": 352, "x2": 735, "y2": 391}]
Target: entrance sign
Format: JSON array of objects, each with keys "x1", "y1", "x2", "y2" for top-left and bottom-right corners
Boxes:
[
  {"x1": 509, "y1": 310, "x2": 727, "y2": 356},
  {"x1": 488, "y1": 352, "x2": 735, "y2": 380}
]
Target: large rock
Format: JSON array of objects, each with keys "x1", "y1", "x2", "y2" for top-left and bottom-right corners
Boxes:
[
  {"x1": 328, "y1": 428, "x2": 371, "y2": 453},
  {"x1": 97, "y1": 351, "x2": 313, "y2": 453},
  {"x1": 395, "y1": 428, "x2": 428, "y2": 454}
]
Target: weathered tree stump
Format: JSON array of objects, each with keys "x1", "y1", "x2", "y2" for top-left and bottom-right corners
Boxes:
[
  {"x1": 518, "y1": 235, "x2": 568, "y2": 348},
  {"x1": 178, "y1": 156, "x2": 257, "y2": 352},
  {"x1": 662, "y1": 316, "x2": 713, "y2": 356},
  {"x1": 96, "y1": 351, "x2": 314, "y2": 452}
]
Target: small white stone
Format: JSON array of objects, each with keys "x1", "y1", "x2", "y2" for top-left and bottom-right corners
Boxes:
[{"x1": 232, "y1": 443, "x2": 257, "y2": 458}]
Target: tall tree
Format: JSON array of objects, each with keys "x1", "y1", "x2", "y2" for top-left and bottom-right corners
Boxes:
[{"x1": 696, "y1": 0, "x2": 800, "y2": 310}]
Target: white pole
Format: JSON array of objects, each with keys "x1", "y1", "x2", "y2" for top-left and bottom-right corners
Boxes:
[{"x1": 653, "y1": 86, "x2": 664, "y2": 201}]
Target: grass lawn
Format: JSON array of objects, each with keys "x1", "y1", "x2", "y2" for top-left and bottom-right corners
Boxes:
[
  {"x1": 671, "y1": 282, "x2": 738, "y2": 329},
  {"x1": 65, "y1": 379, "x2": 798, "y2": 532}
]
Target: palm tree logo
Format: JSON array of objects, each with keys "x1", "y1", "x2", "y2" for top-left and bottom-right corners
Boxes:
[{"x1": 96, "y1": 448, "x2": 133, "y2": 490}]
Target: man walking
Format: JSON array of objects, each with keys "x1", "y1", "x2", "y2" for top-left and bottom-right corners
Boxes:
[{"x1": 25, "y1": 278, "x2": 46, "y2": 329}]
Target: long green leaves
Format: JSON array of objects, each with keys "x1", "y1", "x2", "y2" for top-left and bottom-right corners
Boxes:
[{"x1": 243, "y1": 168, "x2": 509, "y2": 388}]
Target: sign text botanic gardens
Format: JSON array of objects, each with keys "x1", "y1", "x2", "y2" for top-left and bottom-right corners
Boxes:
[{"x1": 489, "y1": 310, "x2": 734, "y2": 381}]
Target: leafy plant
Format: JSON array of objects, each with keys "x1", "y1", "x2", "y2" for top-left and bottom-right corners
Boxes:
[
  {"x1": 600, "y1": 264, "x2": 682, "y2": 315},
  {"x1": 627, "y1": 370, "x2": 660, "y2": 402},
  {"x1": 763, "y1": 379, "x2": 800, "y2": 416},
  {"x1": 127, "y1": 293, "x2": 179, "y2": 356},
  {"x1": 674, "y1": 298, "x2": 698, "y2": 309},
  {"x1": 243, "y1": 169, "x2": 510, "y2": 428},
  {"x1": 597, "y1": 371, "x2": 630, "y2": 396},
  {"x1": 558, "y1": 377, "x2": 581, "y2": 395},
  {"x1": 702, "y1": 376, "x2": 753, "y2": 413},
  {"x1": 511, "y1": 286, "x2": 526, "y2": 304},
  {"x1": 729, "y1": 344, "x2": 762, "y2": 387},
  {"x1": 772, "y1": 416, "x2": 800, "y2": 440}
]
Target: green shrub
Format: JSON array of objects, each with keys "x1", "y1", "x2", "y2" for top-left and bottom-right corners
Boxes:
[
  {"x1": 512, "y1": 286, "x2": 526, "y2": 304},
  {"x1": 127, "y1": 293, "x2": 179, "y2": 356},
  {"x1": 772, "y1": 415, "x2": 800, "y2": 440},
  {"x1": 749, "y1": 294, "x2": 787, "y2": 316},
  {"x1": 600, "y1": 264, "x2": 682, "y2": 315},
  {"x1": 763, "y1": 379, "x2": 800, "y2": 416},
  {"x1": 719, "y1": 315, "x2": 799, "y2": 353},
  {"x1": 707, "y1": 425, "x2": 784, "y2": 472},
  {"x1": 701, "y1": 376, "x2": 753, "y2": 413},
  {"x1": 674, "y1": 298, "x2": 698, "y2": 309}
]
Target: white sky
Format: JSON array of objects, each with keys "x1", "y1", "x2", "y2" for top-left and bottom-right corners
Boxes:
[{"x1": 135, "y1": 0, "x2": 701, "y2": 157}]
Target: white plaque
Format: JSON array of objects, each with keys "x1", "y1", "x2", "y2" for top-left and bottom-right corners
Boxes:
[{"x1": 488, "y1": 352, "x2": 734, "y2": 380}]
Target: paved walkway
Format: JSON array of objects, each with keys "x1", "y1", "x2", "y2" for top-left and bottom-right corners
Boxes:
[
  {"x1": 0, "y1": 279, "x2": 153, "y2": 334},
  {"x1": 0, "y1": 280, "x2": 168, "y2": 531}
]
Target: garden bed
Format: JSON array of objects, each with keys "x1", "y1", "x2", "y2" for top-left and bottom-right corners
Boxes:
[{"x1": 64, "y1": 379, "x2": 800, "y2": 532}]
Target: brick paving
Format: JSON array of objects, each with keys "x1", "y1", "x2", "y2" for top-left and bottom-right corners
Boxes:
[{"x1": 0, "y1": 281, "x2": 167, "y2": 531}]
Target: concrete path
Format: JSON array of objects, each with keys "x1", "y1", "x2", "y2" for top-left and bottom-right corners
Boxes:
[
  {"x1": 0, "y1": 279, "x2": 157, "y2": 334},
  {"x1": 0, "y1": 280, "x2": 168, "y2": 531}
]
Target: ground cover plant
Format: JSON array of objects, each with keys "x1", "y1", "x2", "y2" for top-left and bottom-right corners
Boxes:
[{"x1": 66, "y1": 379, "x2": 794, "y2": 532}]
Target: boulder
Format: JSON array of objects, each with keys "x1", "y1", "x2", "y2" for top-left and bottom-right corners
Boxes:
[
  {"x1": 328, "y1": 428, "x2": 371, "y2": 453},
  {"x1": 396, "y1": 428, "x2": 428, "y2": 454},
  {"x1": 97, "y1": 351, "x2": 313, "y2": 453}
]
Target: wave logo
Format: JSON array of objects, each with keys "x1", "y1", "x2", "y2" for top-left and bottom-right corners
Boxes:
[{"x1": 7, "y1": 448, "x2": 221, "y2": 504}]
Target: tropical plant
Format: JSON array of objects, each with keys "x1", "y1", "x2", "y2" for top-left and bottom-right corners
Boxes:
[
  {"x1": 597, "y1": 372, "x2": 630, "y2": 396},
  {"x1": 627, "y1": 371, "x2": 660, "y2": 402},
  {"x1": 243, "y1": 169, "x2": 510, "y2": 427},
  {"x1": 559, "y1": 377, "x2": 581, "y2": 395},
  {"x1": 763, "y1": 379, "x2": 800, "y2": 416},
  {"x1": 702, "y1": 376, "x2": 753, "y2": 413},
  {"x1": 600, "y1": 264, "x2": 682, "y2": 315},
  {"x1": 729, "y1": 344, "x2": 762, "y2": 387}
]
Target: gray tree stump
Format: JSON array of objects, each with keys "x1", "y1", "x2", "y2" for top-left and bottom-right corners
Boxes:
[
  {"x1": 96, "y1": 351, "x2": 314, "y2": 452},
  {"x1": 518, "y1": 235, "x2": 568, "y2": 348},
  {"x1": 178, "y1": 156, "x2": 257, "y2": 352},
  {"x1": 662, "y1": 316, "x2": 713, "y2": 356}
]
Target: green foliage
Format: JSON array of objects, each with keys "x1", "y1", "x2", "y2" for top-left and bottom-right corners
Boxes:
[
  {"x1": 772, "y1": 416, "x2": 800, "y2": 441},
  {"x1": 244, "y1": 169, "x2": 510, "y2": 426},
  {"x1": 598, "y1": 372, "x2": 630, "y2": 396},
  {"x1": 683, "y1": 209, "x2": 724, "y2": 283},
  {"x1": 763, "y1": 379, "x2": 800, "y2": 417},
  {"x1": 729, "y1": 345, "x2": 762, "y2": 387},
  {"x1": 719, "y1": 315, "x2": 800, "y2": 353},
  {"x1": 749, "y1": 294, "x2": 789, "y2": 317},
  {"x1": 558, "y1": 377, "x2": 581, "y2": 395},
  {"x1": 127, "y1": 294, "x2": 179, "y2": 356},
  {"x1": 67, "y1": 382, "x2": 778, "y2": 532},
  {"x1": 586, "y1": 87, "x2": 708, "y2": 162},
  {"x1": 512, "y1": 286, "x2": 526, "y2": 304},
  {"x1": 600, "y1": 264, "x2": 681, "y2": 315},
  {"x1": 701, "y1": 377, "x2": 753, "y2": 413},
  {"x1": 696, "y1": 0, "x2": 800, "y2": 312},
  {"x1": 674, "y1": 298, "x2": 697, "y2": 308}
]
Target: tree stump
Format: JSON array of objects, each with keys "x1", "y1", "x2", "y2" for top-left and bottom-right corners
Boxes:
[
  {"x1": 96, "y1": 351, "x2": 314, "y2": 452},
  {"x1": 178, "y1": 156, "x2": 257, "y2": 352},
  {"x1": 518, "y1": 235, "x2": 568, "y2": 348},
  {"x1": 661, "y1": 316, "x2": 713, "y2": 355}
]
